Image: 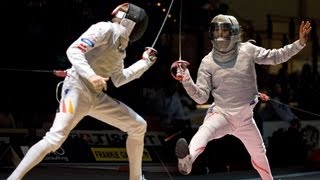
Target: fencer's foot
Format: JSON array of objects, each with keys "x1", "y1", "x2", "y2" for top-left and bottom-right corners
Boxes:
[
  {"x1": 7, "y1": 175, "x2": 21, "y2": 180},
  {"x1": 175, "y1": 138, "x2": 192, "y2": 175},
  {"x1": 140, "y1": 174, "x2": 147, "y2": 180}
]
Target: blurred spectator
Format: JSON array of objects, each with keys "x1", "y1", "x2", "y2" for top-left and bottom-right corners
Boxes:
[
  {"x1": 266, "y1": 14, "x2": 273, "y2": 39},
  {"x1": 301, "y1": 125, "x2": 320, "y2": 154},
  {"x1": 267, "y1": 118, "x2": 308, "y2": 166},
  {"x1": 269, "y1": 83, "x2": 299, "y2": 122},
  {"x1": 297, "y1": 63, "x2": 319, "y2": 119},
  {"x1": 257, "y1": 84, "x2": 299, "y2": 124},
  {"x1": 144, "y1": 85, "x2": 192, "y2": 130},
  {"x1": 0, "y1": 111, "x2": 16, "y2": 128},
  {"x1": 275, "y1": 65, "x2": 290, "y2": 103}
]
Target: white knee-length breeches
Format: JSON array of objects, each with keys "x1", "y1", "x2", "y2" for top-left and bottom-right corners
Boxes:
[
  {"x1": 188, "y1": 104, "x2": 273, "y2": 180},
  {"x1": 8, "y1": 74, "x2": 147, "y2": 180}
]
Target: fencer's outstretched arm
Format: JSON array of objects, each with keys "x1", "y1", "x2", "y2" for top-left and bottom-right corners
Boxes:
[
  {"x1": 178, "y1": 66, "x2": 211, "y2": 105},
  {"x1": 111, "y1": 49, "x2": 157, "y2": 87},
  {"x1": 246, "y1": 20, "x2": 312, "y2": 66}
]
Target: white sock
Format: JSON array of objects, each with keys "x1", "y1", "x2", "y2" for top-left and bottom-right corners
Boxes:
[{"x1": 126, "y1": 137, "x2": 144, "y2": 180}]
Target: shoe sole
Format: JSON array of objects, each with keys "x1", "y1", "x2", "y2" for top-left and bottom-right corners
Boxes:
[{"x1": 175, "y1": 138, "x2": 189, "y2": 159}]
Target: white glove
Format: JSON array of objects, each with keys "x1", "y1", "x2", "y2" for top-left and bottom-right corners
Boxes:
[
  {"x1": 88, "y1": 75, "x2": 109, "y2": 92},
  {"x1": 180, "y1": 68, "x2": 191, "y2": 82},
  {"x1": 170, "y1": 60, "x2": 190, "y2": 82},
  {"x1": 142, "y1": 47, "x2": 157, "y2": 62}
]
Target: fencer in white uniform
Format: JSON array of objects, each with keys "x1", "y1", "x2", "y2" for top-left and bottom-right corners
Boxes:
[
  {"x1": 7, "y1": 3, "x2": 155, "y2": 180},
  {"x1": 174, "y1": 14, "x2": 311, "y2": 180}
]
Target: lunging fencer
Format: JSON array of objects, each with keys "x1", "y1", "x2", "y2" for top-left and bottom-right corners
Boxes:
[
  {"x1": 173, "y1": 14, "x2": 311, "y2": 180},
  {"x1": 7, "y1": 3, "x2": 156, "y2": 180}
]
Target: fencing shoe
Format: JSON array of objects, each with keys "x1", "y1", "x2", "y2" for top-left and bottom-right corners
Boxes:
[
  {"x1": 140, "y1": 174, "x2": 147, "y2": 180},
  {"x1": 175, "y1": 138, "x2": 192, "y2": 175}
]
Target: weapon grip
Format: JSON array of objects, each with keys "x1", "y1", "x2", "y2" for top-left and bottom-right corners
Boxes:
[{"x1": 145, "y1": 47, "x2": 158, "y2": 56}]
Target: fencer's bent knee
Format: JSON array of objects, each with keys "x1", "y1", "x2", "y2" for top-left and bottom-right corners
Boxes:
[
  {"x1": 38, "y1": 139, "x2": 56, "y2": 154},
  {"x1": 127, "y1": 118, "x2": 147, "y2": 138},
  {"x1": 199, "y1": 124, "x2": 216, "y2": 138},
  {"x1": 43, "y1": 129, "x2": 70, "y2": 151},
  {"x1": 43, "y1": 112, "x2": 76, "y2": 151},
  {"x1": 252, "y1": 146, "x2": 267, "y2": 158}
]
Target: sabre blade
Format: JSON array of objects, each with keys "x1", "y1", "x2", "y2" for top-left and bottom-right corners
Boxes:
[
  {"x1": 150, "y1": 0, "x2": 175, "y2": 48},
  {"x1": 0, "y1": 68, "x2": 53, "y2": 73}
]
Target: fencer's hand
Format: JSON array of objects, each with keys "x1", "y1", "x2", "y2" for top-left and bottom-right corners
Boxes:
[
  {"x1": 258, "y1": 92, "x2": 270, "y2": 102},
  {"x1": 170, "y1": 60, "x2": 190, "y2": 81},
  {"x1": 54, "y1": 70, "x2": 67, "y2": 78},
  {"x1": 180, "y1": 68, "x2": 191, "y2": 82},
  {"x1": 142, "y1": 48, "x2": 157, "y2": 62},
  {"x1": 88, "y1": 75, "x2": 109, "y2": 92},
  {"x1": 299, "y1": 21, "x2": 312, "y2": 46}
]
